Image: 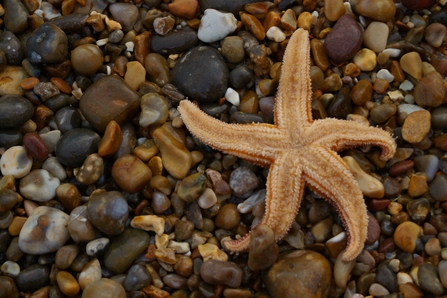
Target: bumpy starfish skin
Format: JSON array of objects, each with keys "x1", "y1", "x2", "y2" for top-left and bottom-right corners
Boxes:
[{"x1": 178, "y1": 29, "x2": 396, "y2": 261}]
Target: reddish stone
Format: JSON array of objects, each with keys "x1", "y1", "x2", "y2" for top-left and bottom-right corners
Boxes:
[
  {"x1": 366, "y1": 198, "x2": 391, "y2": 211},
  {"x1": 23, "y1": 132, "x2": 49, "y2": 160}
]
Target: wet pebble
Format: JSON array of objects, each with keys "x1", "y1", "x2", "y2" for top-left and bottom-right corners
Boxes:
[
  {"x1": 56, "y1": 128, "x2": 101, "y2": 168},
  {"x1": 86, "y1": 237, "x2": 109, "y2": 257},
  {"x1": 124, "y1": 264, "x2": 151, "y2": 292},
  {"x1": 0, "y1": 146, "x2": 33, "y2": 179},
  {"x1": 18, "y1": 206, "x2": 70, "y2": 254},
  {"x1": 363, "y1": 21, "x2": 389, "y2": 53},
  {"x1": 229, "y1": 166, "x2": 259, "y2": 196},
  {"x1": 424, "y1": 23, "x2": 446, "y2": 48},
  {"x1": 393, "y1": 221, "x2": 422, "y2": 253},
  {"x1": 19, "y1": 169, "x2": 60, "y2": 202},
  {"x1": 0, "y1": 31, "x2": 25, "y2": 65},
  {"x1": 0, "y1": 95, "x2": 34, "y2": 128},
  {"x1": 356, "y1": 0, "x2": 396, "y2": 22},
  {"x1": 198, "y1": 9, "x2": 237, "y2": 43},
  {"x1": 200, "y1": 259, "x2": 242, "y2": 287},
  {"x1": 57, "y1": 271, "x2": 80, "y2": 296},
  {"x1": 109, "y1": 3, "x2": 139, "y2": 32},
  {"x1": 87, "y1": 191, "x2": 129, "y2": 235},
  {"x1": 139, "y1": 93, "x2": 168, "y2": 127},
  {"x1": 71, "y1": 44, "x2": 103, "y2": 77},
  {"x1": 430, "y1": 174, "x2": 447, "y2": 201},
  {"x1": 413, "y1": 71, "x2": 445, "y2": 108},
  {"x1": 172, "y1": 46, "x2": 228, "y2": 102},
  {"x1": 3, "y1": 0, "x2": 29, "y2": 34},
  {"x1": 248, "y1": 224, "x2": 278, "y2": 270},
  {"x1": 15, "y1": 264, "x2": 49, "y2": 292},
  {"x1": 26, "y1": 23, "x2": 68, "y2": 64},
  {"x1": 263, "y1": 250, "x2": 331, "y2": 298},
  {"x1": 414, "y1": 154, "x2": 439, "y2": 181},
  {"x1": 418, "y1": 263, "x2": 444, "y2": 295},
  {"x1": 78, "y1": 258, "x2": 101, "y2": 290},
  {"x1": 82, "y1": 278, "x2": 126, "y2": 298},
  {"x1": 150, "y1": 27, "x2": 199, "y2": 55}
]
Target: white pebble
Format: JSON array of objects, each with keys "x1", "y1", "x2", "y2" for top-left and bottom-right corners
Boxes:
[
  {"x1": 376, "y1": 69, "x2": 394, "y2": 82},
  {"x1": 266, "y1": 26, "x2": 286, "y2": 42},
  {"x1": 397, "y1": 272, "x2": 413, "y2": 285},
  {"x1": 168, "y1": 240, "x2": 190, "y2": 254},
  {"x1": 19, "y1": 169, "x2": 60, "y2": 202},
  {"x1": 369, "y1": 283, "x2": 390, "y2": 296},
  {"x1": 42, "y1": 156, "x2": 67, "y2": 181},
  {"x1": 225, "y1": 87, "x2": 240, "y2": 106},
  {"x1": 96, "y1": 38, "x2": 108, "y2": 46},
  {"x1": 86, "y1": 238, "x2": 110, "y2": 256},
  {"x1": 125, "y1": 41, "x2": 134, "y2": 52},
  {"x1": 399, "y1": 80, "x2": 414, "y2": 91},
  {"x1": 387, "y1": 90, "x2": 404, "y2": 101},
  {"x1": 382, "y1": 48, "x2": 401, "y2": 57},
  {"x1": 198, "y1": 9, "x2": 237, "y2": 43},
  {"x1": 237, "y1": 189, "x2": 266, "y2": 214},
  {"x1": 0, "y1": 146, "x2": 33, "y2": 179},
  {"x1": 39, "y1": 130, "x2": 61, "y2": 153},
  {"x1": 197, "y1": 188, "x2": 218, "y2": 209},
  {"x1": 1, "y1": 261, "x2": 20, "y2": 277}
]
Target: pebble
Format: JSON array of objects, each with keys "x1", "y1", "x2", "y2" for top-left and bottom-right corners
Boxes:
[
  {"x1": 324, "y1": 0, "x2": 345, "y2": 21},
  {"x1": 80, "y1": 76, "x2": 140, "y2": 132},
  {"x1": 87, "y1": 191, "x2": 129, "y2": 235},
  {"x1": 400, "y1": 52, "x2": 422, "y2": 80},
  {"x1": 200, "y1": 259, "x2": 242, "y2": 287},
  {"x1": 172, "y1": 46, "x2": 228, "y2": 102},
  {"x1": 424, "y1": 23, "x2": 446, "y2": 48},
  {"x1": 103, "y1": 228, "x2": 150, "y2": 274},
  {"x1": 57, "y1": 271, "x2": 80, "y2": 296},
  {"x1": 131, "y1": 215, "x2": 165, "y2": 236},
  {"x1": 229, "y1": 166, "x2": 259, "y2": 196},
  {"x1": 0, "y1": 31, "x2": 25, "y2": 65},
  {"x1": 168, "y1": 0, "x2": 198, "y2": 19},
  {"x1": 55, "y1": 128, "x2": 101, "y2": 168},
  {"x1": 324, "y1": 14, "x2": 363, "y2": 63},
  {"x1": 431, "y1": 107, "x2": 447, "y2": 130},
  {"x1": 82, "y1": 278, "x2": 126, "y2": 298},
  {"x1": 26, "y1": 23, "x2": 68, "y2": 64},
  {"x1": 86, "y1": 238, "x2": 109, "y2": 257},
  {"x1": 0, "y1": 146, "x2": 33, "y2": 179},
  {"x1": 151, "y1": 122, "x2": 192, "y2": 179},
  {"x1": 343, "y1": 156, "x2": 384, "y2": 198},
  {"x1": 55, "y1": 244, "x2": 79, "y2": 269},
  {"x1": 356, "y1": 0, "x2": 396, "y2": 22},
  {"x1": 430, "y1": 174, "x2": 447, "y2": 201},
  {"x1": 42, "y1": 156, "x2": 66, "y2": 181},
  {"x1": 370, "y1": 103, "x2": 396, "y2": 124},
  {"x1": 402, "y1": 110, "x2": 431, "y2": 143},
  {"x1": 353, "y1": 48, "x2": 377, "y2": 71},
  {"x1": 393, "y1": 221, "x2": 422, "y2": 253},
  {"x1": 78, "y1": 258, "x2": 101, "y2": 290},
  {"x1": 351, "y1": 80, "x2": 373, "y2": 106},
  {"x1": 363, "y1": 22, "x2": 389, "y2": 53},
  {"x1": 71, "y1": 44, "x2": 103, "y2": 76},
  {"x1": 215, "y1": 203, "x2": 241, "y2": 230},
  {"x1": 413, "y1": 71, "x2": 445, "y2": 108},
  {"x1": 109, "y1": 3, "x2": 138, "y2": 32},
  {"x1": 248, "y1": 224, "x2": 278, "y2": 270},
  {"x1": 0, "y1": 95, "x2": 34, "y2": 128},
  {"x1": 198, "y1": 188, "x2": 218, "y2": 209},
  {"x1": 418, "y1": 263, "x2": 444, "y2": 296},
  {"x1": 0, "y1": 66, "x2": 29, "y2": 96},
  {"x1": 263, "y1": 250, "x2": 331, "y2": 297},
  {"x1": 198, "y1": 9, "x2": 237, "y2": 43},
  {"x1": 413, "y1": 154, "x2": 439, "y2": 181},
  {"x1": 124, "y1": 264, "x2": 152, "y2": 292},
  {"x1": 139, "y1": 93, "x2": 168, "y2": 127},
  {"x1": 68, "y1": 206, "x2": 96, "y2": 243},
  {"x1": 369, "y1": 283, "x2": 389, "y2": 296},
  {"x1": 124, "y1": 61, "x2": 146, "y2": 91},
  {"x1": 3, "y1": 0, "x2": 29, "y2": 34},
  {"x1": 1, "y1": 260, "x2": 20, "y2": 277},
  {"x1": 19, "y1": 169, "x2": 60, "y2": 202},
  {"x1": 18, "y1": 206, "x2": 70, "y2": 254},
  {"x1": 22, "y1": 132, "x2": 49, "y2": 160},
  {"x1": 150, "y1": 27, "x2": 199, "y2": 55},
  {"x1": 377, "y1": 69, "x2": 394, "y2": 82},
  {"x1": 15, "y1": 264, "x2": 49, "y2": 292}
]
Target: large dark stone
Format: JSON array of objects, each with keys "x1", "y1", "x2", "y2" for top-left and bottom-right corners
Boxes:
[
  {"x1": 0, "y1": 95, "x2": 34, "y2": 128},
  {"x1": 172, "y1": 46, "x2": 228, "y2": 102},
  {"x1": 26, "y1": 23, "x2": 68, "y2": 64},
  {"x1": 151, "y1": 27, "x2": 198, "y2": 55},
  {"x1": 0, "y1": 31, "x2": 25, "y2": 65},
  {"x1": 55, "y1": 128, "x2": 101, "y2": 167}
]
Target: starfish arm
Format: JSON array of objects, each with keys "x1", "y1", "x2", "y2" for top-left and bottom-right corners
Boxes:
[
  {"x1": 301, "y1": 146, "x2": 368, "y2": 261},
  {"x1": 275, "y1": 28, "x2": 313, "y2": 130},
  {"x1": 308, "y1": 118, "x2": 396, "y2": 160},
  {"x1": 178, "y1": 100, "x2": 284, "y2": 166},
  {"x1": 222, "y1": 151, "x2": 304, "y2": 252}
]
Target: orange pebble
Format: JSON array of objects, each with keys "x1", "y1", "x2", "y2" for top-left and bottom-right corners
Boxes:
[
  {"x1": 50, "y1": 77, "x2": 72, "y2": 94},
  {"x1": 20, "y1": 77, "x2": 40, "y2": 90}
]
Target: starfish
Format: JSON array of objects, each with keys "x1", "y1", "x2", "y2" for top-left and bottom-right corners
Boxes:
[{"x1": 177, "y1": 28, "x2": 396, "y2": 261}]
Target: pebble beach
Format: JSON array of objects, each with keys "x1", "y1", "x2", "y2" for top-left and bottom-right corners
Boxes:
[{"x1": 1, "y1": 0, "x2": 447, "y2": 297}]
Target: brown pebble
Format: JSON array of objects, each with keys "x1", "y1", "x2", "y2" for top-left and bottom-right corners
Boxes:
[
  {"x1": 112, "y1": 154, "x2": 152, "y2": 194},
  {"x1": 56, "y1": 271, "x2": 80, "y2": 296},
  {"x1": 22, "y1": 132, "x2": 49, "y2": 161},
  {"x1": 50, "y1": 77, "x2": 72, "y2": 94},
  {"x1": 414, "y1": 71, "x2": 445, "y2": 108},
  {"x1": 389, "y1": 160, "x2": 414, "y2": 176},
  {"x1": 408, "y1": 173, "x2": 428, "y2": 197},
  {"x1": 33, "y1": 105, "x2": 54, "y2": 131},
  {"x1": 134, "y1": 31, "x2": 151, "y2": 65},
  {"x1": 402, "y1": 110, "x2": 431, "y2": 144},
  {"x1": 240, "y1": 12, "x2": 265, "y2": 41},
  {"x1": 373, "y1": 78, "x2": 389, "y2": 94},
  {"x1": 351, "y1": 79, "x2": 373, "y2": 105},
  {"x1": 20, "y1": 77, "x2": 39, "y2": 90},
  {"x1": 98, "y1": 120, "x2": 122, "y2": 157},
  {"x1": 310, "y1": 39, "x2": 329, "y2": 72},
  {"x1": 167, "y1": 0, "x2": 198, "y2": 19},
  {"x1": 263, "y1": 11, "x2": 280, "y2": 31},
  {"x1": 434, "y1": 133, "x2": 447, "y2": 151},
  {"x1": 215, "y1": 204, "x2": 241, "y2": 230},
  {"x1": 8, "y1": 216, "x2": 27, "y2": 236}
]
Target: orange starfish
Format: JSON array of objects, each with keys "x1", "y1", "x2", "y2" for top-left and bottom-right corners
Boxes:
[{"x1": 178, "y1": 29, "x2": 396, "y2": 261}]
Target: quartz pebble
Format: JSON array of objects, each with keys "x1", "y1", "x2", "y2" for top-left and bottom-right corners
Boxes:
[
  {"x1": 0, "y1": 146, "x2": 33, "y2": 178},
  {"x1": 198, "y1": 9, "x2": 237, "y2": 43},
  {"x1": 19, "y1": 169, "x2": 60, "y2": 202},
  {"x1": 18, "y1": 206, "x2": 70, "y2": 254},
  {"x1": 363, "y1": 22, "x2": 389, "y2": 53}
]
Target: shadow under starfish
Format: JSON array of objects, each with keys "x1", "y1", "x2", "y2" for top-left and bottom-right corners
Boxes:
[{"x1": 178, "y1": 28, "x2": 396, "y2": 261}]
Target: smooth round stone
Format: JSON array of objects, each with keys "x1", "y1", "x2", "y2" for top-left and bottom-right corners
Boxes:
[
  {"x1": 0, "y1": 189, "x2": 19, "y2": 213},
  {"x1": 144, "y1": 53, "x2": 170, "y2": 87},
  {"x1": 112, "y1": 154, "x2": 152, "y2": 194},
  {"x1": 1, "y1": 260, "x2": 20, "y2": 277},
  {"x1": 369, "y1": 283, "x2": 389, "y2": 296},
  {"x1": 425, "y1": 23, "x2": 446, "y2": 48},
  {"x1": 124, "y1": 264, "x2": 151, "y2": 292},
  {"x1": 15, "y1": 264, "x2": 49, "y2": 292},
  {"x1": 0, "y1": 276, "x2": 19, "y2": 298},
  {"x1": 393, "y1": 221, "x2": 422, "y2": 253},
  {"x1": 3, "y1": 0, "x2": 29, "y2": 34},
  {"x1": 263, "y1": 250, "x2": 331, "y2": 298},
  {"x1": 124, "y1": 61, "x2": 146, "y2": 91},
  {"x1": 215, "y1": 203, "x2": 241, "y2": 230},
  {"x1": 229, "y1": 65, "x2": 254, "y2": 90},
  {"x1": 130, "y1": 215, "x2": 165, "y2": 236},
  {"x1": 0, "y1": 95, "x2": 33, "y2": 128},
  {"x1": 57, "y1": 271, "x2": 80, "y2": 296},
  {"x1": 174, "y1": 220, "x2": 194, "y2": 241},
  {"x1": 40, "y1": 130, "x2": 61, "y2": 154},
  {"x1": 343, "y1": 156, "x2": 384, "y2": 198},
  {"x1": 139, "y1": 93, "x2": 168, "y2": 127},
  {"x1": 370, "y1": 103, "x2": 397, "y2": 124},
  {"x1": 152, "y1": 191, "x2": 172, "y2": 214},
  {"x1": 431, "y1": 107, "x2": 447, "y2": 130},
  {"x1": 22, "y1": 132, "x2": 49, "y2": 161},
  {"x1": 0, "y1": 146, "x2": 32, "y2": 178},
  {"x1": 42, "y1": 156, "x2": 66, "y2": 181},
  {"x1": 221, "y1": 36, "x2": 245, "y2": 64},
  {"x1": 18, "y1": 206, "x2": 70, "y2": 254},
  {"x1": 71, "y1": 44, "x2": 103, "y2": 77},
  {"x1": 103, "y1": 228, "x2": 150, "y2": 274},
  {"x1": 414, "y1": 154, "x2": 439, "y2": 181},
  {"x1": 78, "y1": 258, "x2": 101, "y2": 290},
  {"x1": 55, "y1": 244, "x2": 79, "y2": 269},
  {"x1": 413, "y1": 71, "x2": 445, "y2": 107},
  {"x1": 402, "y1": 110, "x2": 431, "y2": 143},
  {"x1": 324, "y1": 14, "x2": 363, "y2": 63},
  {"x1": 172, "y1": 46, "x2": 228, "y2": 102},
  {"x1": 324, "y1": 0, "x2": 345, "y2": 21},
  {"x1": 26, "y1": 23, "x2": 68, "y2": 64},
  {"x1": 98, "y1": 120, "x2": 122, "y2": 157},
  {"x1": 0, "y1": 31, "x2": 25, "y2": 65},
  {"x1": 353, "y1": 48, "x2": 377, "y2": 71},
  {"x1": 0, "y1": 129, "x2": 22, "y2": 148},
  {"x1": 198, "y1": 188, "x2": 218, "y2": 209},
  {"x1": 356, "y1": 0, "x2": 395, "y2": 22},
  {"x1": 80, "y1": 76, "x2": 140, "y2": 132},
  {"x1": 86, "y1": 237, "x2": 110, "y2": 256},
  {"x1": 198, "y1": 9, "x2": 237, "y2": 43},
  {"x1": 75, "y1": 153, "x2": 103, "y2": 185},
  {"x1": 87, "y1": 191, "x2": 128, "y2": 235},
  {"x1": 82, "y1": 278, "x2": 126, "y2": 298},
  {"x1": 151, "y1": 122, "x2": 192, "y2": 179},
  {"x1": 363, "y1": 22, "x2": 389, "y2": 53},
  {"x1": 150, "y1": 27, "x2": 199, "y2": 55},
  {"x1": 177, "y1": 172, "x2": 206, "y2": 202},
  {"x1": 418, "y1": 263, "x2": 444, "y2": 295},
  {"x1": 109, "y1": 3, "x2": 139, "y2": 32},
  {"x1": 200, "y1": 259, "x2": 242, "y2": 287},
  {"x1": 248, "y1": 224, "x2": 278, "y2": 271},
  {"x1": 351, "y1": 79, "x2": 373, "y2": 106},
  {"x1": 439, "y1": 260, "x2": 447, "y2": 288},
  {"x1": 19, "y1": 169, "x2": 60, "y2": 202},
  {"x1": 55, "y1": 128, "x2": 101, "y2": 168},
  {"x1": 430, "y1": 174, "x2": 447, "y2": 201}
]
